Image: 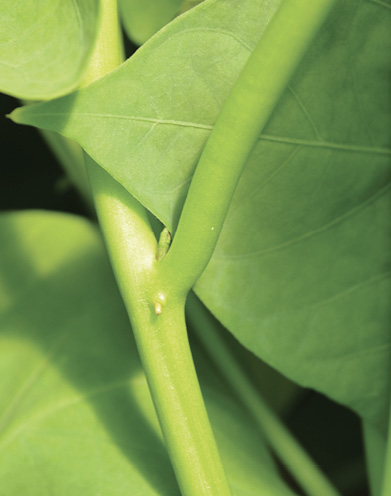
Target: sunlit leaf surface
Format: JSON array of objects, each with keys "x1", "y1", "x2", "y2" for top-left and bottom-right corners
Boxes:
[{"x1": 0, "y1": 0, "x2": 100, "y2": 99}]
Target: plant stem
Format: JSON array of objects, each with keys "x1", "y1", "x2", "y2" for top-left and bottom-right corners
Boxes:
[
  {"x1": 381, "y1": 402, "x2": 391, "y2": 496},
  {"x1": 80, "y1": 0, "x2": 124, "y2": 87},
  {"x1": 88, "y1": 162, "x2": 232, "y2": 496},
  {"x1": 74, "y1": 1, "x2": 338, "y2": 494},
  {"x1": 363, "y1": 421, "x2": 387, "y2": 496},
  {"x1": 187, "y1": 292, "x2": 342, "y2": 496},
  {"x1": 30, "y1": 0, "x2": 123, "y2": 210},
  {"x1": 160, "y1": 0, "x2": 337, "y2": 297},
  {"x1": 81, "y1": 1, "x2": 231, "y2": 494}
]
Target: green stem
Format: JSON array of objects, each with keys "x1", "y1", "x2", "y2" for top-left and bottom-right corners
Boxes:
[
  {"x1": 363, "y1": 421, "x2": 387, "y2": 496},
  {"x1": 75, "y1": 1, "x2": 338, "y2": 494},
  {"x1": 82, "y1": 1, "x2": 231, "y2": 494},
  {"x1": 187, "y1": 292, "x2": 342, "y2": 496},
  {"x1": 25, "y1": 0, "x2": 123, "y2": 209},
  {"x1": 88, "y1": 162, "x2": 232, "y2": 496},
  {"x1": 35, "y1": 0, "x2": 123, "y2": 207},
  {"x1": 381, "y1": 402, "x2": 391, "y2": 496},
  {"x1": 80, "y1": 0, "x2": 124, "y2": 87},
  {"x1": 160, "y1": 0, "x2": 337, "y2": 297}
]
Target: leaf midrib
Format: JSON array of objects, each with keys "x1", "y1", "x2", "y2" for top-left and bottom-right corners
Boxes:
[{"x1": 19, "y1": 111, "x2": 391, "y2": 156}]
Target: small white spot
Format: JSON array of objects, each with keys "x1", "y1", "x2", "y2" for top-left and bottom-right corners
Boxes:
[
  {"x1": 153, "y1": 292, "x2": 166, "y2": 315},
  {"x1": 156, "y1": 292, "x2": 165, "y2": 303},
  {"x1": 211, "y1": 226, "x2": 215, "y2": 231},
  {"x1": 154, "y1": 301, "x2": 162, "y2": 315}
]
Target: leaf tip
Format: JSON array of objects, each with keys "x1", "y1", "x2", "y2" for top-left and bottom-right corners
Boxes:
[{"x1": 6, "y1": 107, "x2": 23, "y2": 124}]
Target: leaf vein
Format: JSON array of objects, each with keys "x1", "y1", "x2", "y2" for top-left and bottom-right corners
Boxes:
[
  {"x1": 241, "y1": 146, "x2": 302, "y2": 203},
  {"x1": 24, "y1": 111, "x2": 391, "y2": 156},
  {"x1": 315, "y1": 341, "x2": 390, "y2": 363},
  {"x1": 368, "y1": 0, "x2": 391, "y2": 9},
  {"x1": 218, "y1": 182, "x2": 391, "y2": 259},
  {"x1": 288, "y1": 85, "x2": 322, "y2": 140},
  {"x1": 0, "y1": 380, "x2": 134, "y2": 454},
  {"x1": 313, "y1": 271, "x2": 391, "y2": 309},
  {"x1": 259, "y1": 134, "x2": 391, "y2": 156},
  {"x1": 0, "y1": 358, "x2": 50, "y2": 439}
]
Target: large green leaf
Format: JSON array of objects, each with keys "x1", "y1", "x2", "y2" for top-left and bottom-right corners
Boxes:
[
  {"x1": 0, "y1": 211, "x2": 295, "y2": 496},
  {"x1": 119, "y1": 0, "x2": 183, "y2": 45},
  {"x1": 10, "y1": 0, "x2": 391, "y2": 429},
  {"x1": 10, "y1": 0, "x2": 281, "y2": 227},
  {"x1": 0, "y1": 1, "x2": 100, "y2": 99}
]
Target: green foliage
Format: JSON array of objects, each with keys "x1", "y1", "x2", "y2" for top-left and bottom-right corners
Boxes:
[
  {"x1": 0, "y1": 0, "x2": 100, "y2": 99},
  {"x1": 119, "y1": 0, "x2": 184, "y2": 45},
  {"x1": 10, "y1": 0, "x2": 280, "y2": 226},
  {"x1": 0, "y1": 211, "x2": 295, "y2": 496},
  {"x1": 11, "y1": 0, "x2": 391, "y2": 430},
  {"x1": 1, "y1": 0, "x2": 391, "y2": 494}
]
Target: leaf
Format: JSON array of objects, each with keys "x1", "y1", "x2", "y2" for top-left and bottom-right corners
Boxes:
[
  {"x1": 119, "y1": 0, "x2": 184, "y2": 45},
  {"x1": 10, "y1": 0, "x2": 281, "y2": 227},
  {"x1": 10, "y1": 0, "x2": 391, "y2": 429},
  {"x1": 0, "y1": 211, "x2": 295, "y2": 496},
  {"x1": 0, "y1": 0, "x2": 100, "y2": 99}
]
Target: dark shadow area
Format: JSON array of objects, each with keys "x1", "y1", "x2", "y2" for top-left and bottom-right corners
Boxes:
[
  {"x1": 0, "y1": 94, "x2": 87, "y2": 216},
  {"x1": 285, "y1": 391, "x2": 369, "y2": 496}
]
